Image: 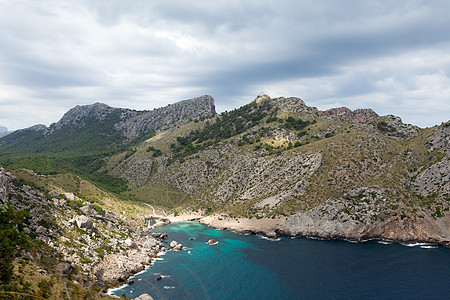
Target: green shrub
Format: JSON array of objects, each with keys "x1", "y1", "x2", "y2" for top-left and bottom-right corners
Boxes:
[{"x1": 0, "y1": 204, "x2": 30, "y2": 284}]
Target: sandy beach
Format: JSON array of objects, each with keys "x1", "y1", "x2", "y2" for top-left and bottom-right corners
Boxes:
[{"x1": 149, "y1": 209, "x2": 288, "y2": 239}]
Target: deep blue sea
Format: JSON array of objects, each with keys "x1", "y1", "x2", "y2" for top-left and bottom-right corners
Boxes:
[{"x1": 111, "y1": 222, "x2": 450, "y2": 299}]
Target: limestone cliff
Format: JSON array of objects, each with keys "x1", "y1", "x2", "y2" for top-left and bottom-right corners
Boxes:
[
  {"x1": 285, "y1": 186, "x2": 450, "y2": 245},
  {"x1": 115, "y1": 95, "x2": 216, "y2": 139},
  {"x1": 49, "y1": 95, "x2": 216, "y2": 139}
]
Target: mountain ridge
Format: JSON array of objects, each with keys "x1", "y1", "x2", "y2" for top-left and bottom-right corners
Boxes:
[
  {"x1": 1, "y1": 94, "x2": 449, "y2": 246},
  {"x1": 1, "y1": 94, "x2": 450, "y2": 298}
]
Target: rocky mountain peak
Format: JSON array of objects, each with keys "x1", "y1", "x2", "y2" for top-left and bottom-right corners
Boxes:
[
  {"x1": 115, "y1": 95, "x2": 216, "y2": 139},
  {"x1": 50, "y1": 102, "x2": 116, "y2": 131},
  {"x1": 269, "y1": 96, "x2": 316, "y2": 114},
  {"x1": 319, "y1": 107, "x2": 379, "y2": 124}
]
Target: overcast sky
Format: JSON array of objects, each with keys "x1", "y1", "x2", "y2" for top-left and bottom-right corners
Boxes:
[{"x1": 1, "y1": 1, "x2": 449, "y2": 130}]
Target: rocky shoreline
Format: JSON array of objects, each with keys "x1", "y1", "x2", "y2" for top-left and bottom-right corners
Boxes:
[
  {"x1": 104, "y1": 210, "x2": 449, "y2": 299},
  {"x1": 93, "y1": 232, "x2": 168, "y2": 289},
  {"x1": 183, "y1": 213, "x2": 450, "y2": 247}
]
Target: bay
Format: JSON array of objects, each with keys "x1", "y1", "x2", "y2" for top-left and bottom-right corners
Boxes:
[{"x1": 111, "y1": 222, "x2": 450, "y2": 299}]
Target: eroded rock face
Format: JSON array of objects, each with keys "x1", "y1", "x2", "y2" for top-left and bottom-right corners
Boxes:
[
  {"x1": 320, "y1": 107, "x2": 379, "y2": 124},
  {"x1": 49, "y1": 102, "x2": 117, "y2": 133},
  {"x1": 271, "y1": 96, "x2": 316, "y2": 114},
  {"x1": 413, "y1": 153, "x2": 450, "y2": 196},
  {"x1": 93, "y1": 246, "x2": 160, "y2": 285},
  {"x1": 109, "y1": 156, "x2": 154, "y2": 186},
  {"x1": 427, "y1": 122, "x2": 450, "y2": 152},
  {"x1": 153, "y1": 147, "x2": 322, "y2": 206},
  {"x1": 115, "y1": 95, "x2": 216, "y2": 140},
  {"x1": 413, "y1": 123, "x2": 450, "y2": 196},
  {"x1": 0, "y1": 168, "x2": 10, "y2": 204},
  {"x1": 369, "y1": 115, "x2": 421, "y2": 139},
  {"x1": 285, "y1": 186, "x2": 450, "y2": 245}
]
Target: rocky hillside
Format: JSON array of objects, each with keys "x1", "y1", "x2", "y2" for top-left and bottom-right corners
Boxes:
[
  {"x1": 103, "y1": 95, "x2": 449, "y2": 245},
  {"x1": 49, "y1": 95, "x2": 215, "y2": 140},
  {"x1": 0, "y1": 167, "x2": 168, "y2": 299},
  {"x1": 0, "y1": 95, "x2": 216, "y2": 194},
  {"x1": 0, "y1": 95, "x2": 216, "y2": 155}
]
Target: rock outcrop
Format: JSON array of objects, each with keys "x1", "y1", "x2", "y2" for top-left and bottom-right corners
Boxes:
[
  {"x1": 169, "y1": 240, "x2": 183, "y2": 250},
  {"x1": 0, "y1": 167, "x2": 167, "y2": 291},
  {"x1": 320, "y1": 107, "x2": 379, "y2": 124},
  {"x1": 93, "y1": 238, "x2": 164, "y2": 285},
  {"x1": 149, "y1": 145, "x2": 322, "y2": 205},
  {"x1": 0, "y1": 168, "x2": 10, "y2": 204},
  {"x1": 413, "y1": 123, "x2": 450, "y2": 196},
  {"x1": 116, "y1": 95, "x2": 216, "y2": 139},
  {"x1": 285, "y1": 186, "x2": 450, "y2": 245}
]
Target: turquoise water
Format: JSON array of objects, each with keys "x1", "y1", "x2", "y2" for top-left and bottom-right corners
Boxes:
[{"x1": 112, "y1": 222, "x2": 450, "y2": 299}]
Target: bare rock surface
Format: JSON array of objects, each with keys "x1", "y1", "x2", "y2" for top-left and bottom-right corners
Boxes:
[
  {"x1": 0, "y1": 168, "x2": 10, "y2": 204},
  {"x1": 115, "y1": 95, "x2": 216, "y2": 139},
  {"x1": 73, "y1": 215, "x2": 93, "y2": 229},
  {"x1": 134, "y1": 294, "x2": 155, "y2": 300},
  {"x1": 285, "y1": 186, "x2": 450, "y2": 245},
  {"x1": 93, "y1": 243, "x2": 161, "y2": 285},
  {"x1": 413, "y1": 123, "x2": 450, "y2": 195},
  {"x1": 320, "y1": 107, "x2": 379, "y2": 124}
]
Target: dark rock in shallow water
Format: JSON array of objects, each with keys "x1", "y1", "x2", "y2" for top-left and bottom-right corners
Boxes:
[{"x1": 128, "y1": 279, "x2": 134, "y2": 285}]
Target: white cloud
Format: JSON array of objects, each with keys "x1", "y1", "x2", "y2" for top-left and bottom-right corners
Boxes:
[{"x1": 0, "y1": 0, "x2": 449, "y2": 130}]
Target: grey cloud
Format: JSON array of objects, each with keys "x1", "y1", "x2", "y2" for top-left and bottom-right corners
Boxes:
[{"x1": 0, "y1": 0, "x2": 449, "y2": 130}]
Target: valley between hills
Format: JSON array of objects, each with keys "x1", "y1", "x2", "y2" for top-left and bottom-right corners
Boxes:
[{"x1": 1, "y1": 94, "x2": 449, "y2": 298}]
